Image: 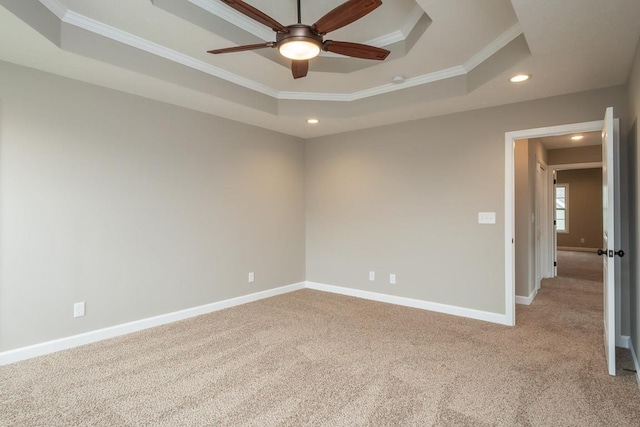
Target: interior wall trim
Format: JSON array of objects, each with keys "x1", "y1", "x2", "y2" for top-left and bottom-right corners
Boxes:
[
  {"x1": 188, "y1": 0, "x2": 274, "y2": 41},
  {"x1": 464, "y1": 23, "x2": 523, "y2": 72},
  {"x1": 278, "y1": 65, "x2": 467, "y2": 102},
  {"x1": 557, "y1": 246, "x2": 599, "y2": 253},
  {"x1": 305, "y1": 281, "x2": 511, "y2": 326},
  {"x1": 1, "y1": 279, "x2": 516, "y2": 366},
  {"x1": 0, "y1": 282, "x2": 306, "y2": 366},
  {"x1": 39, "y1": 0, "x2": 67, "y2": 19},
  {"x1": 515, "y1": 288, "x2": 537, "y2": 305},
  {"x1": 505, "y1": 119, "x2": 605, "y2": 327},
  {"x1": 549, "y1": 162, "x2": 603, "y2": 171},
  {"x1": 617, "y1": 335, "x2": 631, "y2": 349},
  {"x1": 630, "y1": 341, "x2": 640, "y2": 390},
  {"x1": 40, "y1": 0, "x2": 278, "y2": 97},
  {"x1": 38, "y1": 0, "x2": 522, "y2": 103}
]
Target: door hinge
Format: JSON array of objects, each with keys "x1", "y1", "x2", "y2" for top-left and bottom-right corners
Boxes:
[
  {"x1": 554, "y1": 179, "x2": 557, "y2": 184},
  {"x1": 554, "y1": 261, "x2": 557, "y2": 267},
  {"x1": 553, "y1": 220, "x2": 556, "y2": 226}
]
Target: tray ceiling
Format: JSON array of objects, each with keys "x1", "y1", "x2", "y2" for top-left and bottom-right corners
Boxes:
[{"x1": 0, "y1": 0, "x2": 638, "y2": 138}]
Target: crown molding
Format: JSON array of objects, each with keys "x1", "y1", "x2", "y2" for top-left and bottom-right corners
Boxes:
[
  {"x1": 278, "y1": 65, "x2": 466, "y2": 102},
  {"x1": 367, "y1": 29, "x2": 405, "y2": 48},
  {"x1": 39, "y1": 0, "x2": 68, "y2": 20},
  {"x1": 192, "y1": 0, "x2": 425, "y2": 49},
  {"x1": 320, "y1": 27, "x2": 405, "y2": 59},
  {"x1": 400, "y1": 4, "x2": 427, "y2": 38},
  {"x1": 50, "y1": 5, "x2": 279, "y2": 98},
  {"x1": 364, "y1": 5, "x2": 426, "y2": 48},
  {"x1": 188, "y1": 0, "x2": 273, "y2": 41},
  {"x1": 464, "y1": 23, "x2": 523, "y2": 72},
  {"x1": 37, "y1": 0, "x2": 522, "y2": 104}
]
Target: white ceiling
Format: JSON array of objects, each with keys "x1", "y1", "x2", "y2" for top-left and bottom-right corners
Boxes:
[{"x1": 0, "y1": 0, "x2": 639, "y2": 138}]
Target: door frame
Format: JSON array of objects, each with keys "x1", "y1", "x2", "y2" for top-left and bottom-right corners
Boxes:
[
  {"x1": 505, "y1": 120, "x2": 604, "y2": 326},
  {"x1": 535, "y1": 159, "x2": 550, "y2": 290}
]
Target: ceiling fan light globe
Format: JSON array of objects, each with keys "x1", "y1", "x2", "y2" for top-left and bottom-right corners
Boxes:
[{"x1": 279, "y1": 40, "x2": 321, "y2": 60}]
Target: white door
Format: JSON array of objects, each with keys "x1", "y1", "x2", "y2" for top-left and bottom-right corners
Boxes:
[
  {"x1": 601, "y1": 106, "x2": 618, "y2": 376},
  {"x1": 552, "y1": 170, "x2": 558, "y2": 277}
]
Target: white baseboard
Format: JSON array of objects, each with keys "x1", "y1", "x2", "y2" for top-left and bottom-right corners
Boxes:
[
  {"x1": 0, "y1": 282, "x2": 306, "y2": 366},
  {"x1": 515, "y1": 288, "x2": 537, "y2": 305},
  {"x1": 305, "y1": 281, "x2": 511, "y2": 326},
  {"x1": 557, "y1": 247, "x2": 598, "y2": 253},
  {"x1": 630, "y1": 341, "x2": 640, "y2": 390},
  {"x1": 617, "y1": 335, "x2": 631, "y2": 349}
]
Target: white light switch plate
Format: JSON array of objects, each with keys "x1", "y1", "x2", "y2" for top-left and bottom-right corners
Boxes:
[
  {"x1": 368, "y1": 271, "x2": 375, "y2": 281},
  {"x1": 478, "y1": 212, "x2": 496, "y2": 224},
  {"x1": 248, "y1": 272, "x2": 255, "y2": 283},
  {"x1": 74, "y1": 302, "x2": 85, "y2": 318}
]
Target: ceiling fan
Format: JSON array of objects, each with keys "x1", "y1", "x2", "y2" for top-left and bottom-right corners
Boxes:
[{"x1": 207, "y1": 0, "x2": 391, "y2": 79}]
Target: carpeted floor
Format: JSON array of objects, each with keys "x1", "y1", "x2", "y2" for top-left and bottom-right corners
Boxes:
[
  {"x1": 557, "y1": 249, "x2": 603, "y2": 281},
  {"x1": 1, "y1": 254, "x2": 639, "y2": 426}
]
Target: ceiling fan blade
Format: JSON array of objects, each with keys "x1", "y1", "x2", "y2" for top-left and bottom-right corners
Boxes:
[
  {"x1": 292, "y1": 60, "x2": 309, "y2": 79},
  {"x1": 313, "y1": 0, "x2": 382, "y2": 35},
  {"x1": 208, "y1": 42, "x2": 275, "y2": 54},
  {"x1": 220, "y1": 0, "x2": 288, "y2": 33},
  {"x1": 322, "y1": 41, "x2": 389, "y2": 60}
]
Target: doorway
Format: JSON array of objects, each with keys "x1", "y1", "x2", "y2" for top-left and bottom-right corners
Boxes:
[
  {"x1": 504, "y1": 120, "x2": 604, "y2": 326},
  {"x1": 512, "y1": 135, "x2": 602, "y2": 306},
  {"x1": 507, "y1": 110, "x2": 626, "y2": 377},
  {"x1": 553, "y1": 164, "x2": 603, "y2": 274}
]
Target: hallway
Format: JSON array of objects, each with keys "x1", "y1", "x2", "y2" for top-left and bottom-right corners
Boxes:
[
  {"x1": 557, "y1": 250, "x2": 602, "y2": 281},
  {"x1": 528, "y1": 250, "x2": 636, "y2": 377}
]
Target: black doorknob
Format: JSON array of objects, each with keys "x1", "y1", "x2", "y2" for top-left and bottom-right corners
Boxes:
[{"x1": 597, "y1": 249, "x2": 607, "y2": 256}]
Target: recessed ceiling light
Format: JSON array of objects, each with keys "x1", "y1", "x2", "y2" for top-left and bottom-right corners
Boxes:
[
  {"x1": 509, "y1": 74, "x2": 531, "y2": 83},
  {"x1": 571, "y1": 135, "x2": 584, "y2": 141},
  {"x1": 307, "y1": 118, "x2": 319, "y2": 124}
]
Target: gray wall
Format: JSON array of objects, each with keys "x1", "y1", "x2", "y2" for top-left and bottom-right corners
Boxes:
[
  {"x1": 514, "y1": 139, "x2": 547, "y2": 298},
  {"x1": 627, "y1": 39, "x2": 640, "y2": 358},
  {"x1": 556, "y1": 169, "x2": 603, "y2": 249},
  {"x1": 306, "y1": 86, "x2": 628, "y2": 316},
  {"x1": 0, "y1": 61, "x2": 306, "y2": 352},
  {"x1": 1, "y1": 55, "x2": 636, "y2": 354},
  {"x1": 547, "y1": 145, "x2": 602, "y2": 165}
]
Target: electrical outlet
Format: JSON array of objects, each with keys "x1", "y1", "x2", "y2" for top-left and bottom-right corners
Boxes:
[
  {"x1": 389, "y1": 274, "x2": 396, "y2": 284},
  {"x1": 248, "y1": 272, "x2": 255, "y2": 283},
  {"x1": 369, "y1": 271, "x2": 375, "y2": 281},
  {"x1": 74, "y1": 302, "x2": 85, "y2": 318}
]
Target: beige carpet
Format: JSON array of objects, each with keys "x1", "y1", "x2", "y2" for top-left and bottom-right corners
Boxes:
[
  {"x1": 557, "y1": 249, "x2": 603, "y2": 282},
  {"x1": 2, "y1": 259, "x2": 640, "y2": 425}
]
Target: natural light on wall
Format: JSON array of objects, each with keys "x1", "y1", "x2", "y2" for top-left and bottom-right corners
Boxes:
[{"x1": 555, "y1": 184, "x2": 568, "y2": 232}]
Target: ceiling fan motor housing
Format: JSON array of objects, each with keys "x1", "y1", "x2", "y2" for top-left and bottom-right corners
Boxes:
[{"x1": 276, "y1": 25, "x2": 323, "y2": 50}]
